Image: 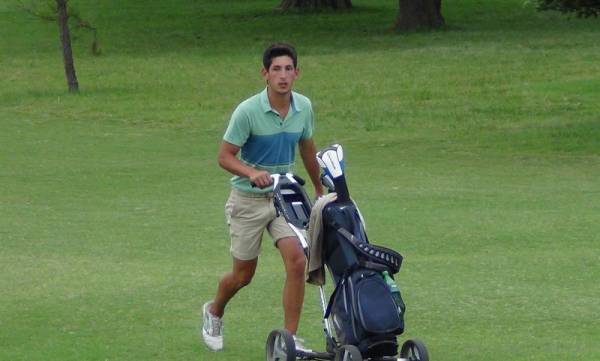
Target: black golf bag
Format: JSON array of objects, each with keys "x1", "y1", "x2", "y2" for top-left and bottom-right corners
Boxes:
[
  {"x1": 267, "y1": 145, "x2": 428, "y2": 361},
  {"x1": 317, "y1": 145, "x2": 406, "y2": 359},
  {"x1": 270, "y1": 145, "x2": 408, "y2": 360}
]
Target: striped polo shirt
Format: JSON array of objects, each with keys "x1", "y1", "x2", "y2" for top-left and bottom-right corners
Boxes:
[{"x1": 223, "y1": 87, "x2": 315, "y2": 193}]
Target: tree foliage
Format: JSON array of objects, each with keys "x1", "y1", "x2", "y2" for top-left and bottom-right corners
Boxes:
[
  {"x1": 536, "y1": 0, "x2": 600, "y2": 17},
  {"x1": 18, "y1": 0, "x2": 100, "y2": 55}
]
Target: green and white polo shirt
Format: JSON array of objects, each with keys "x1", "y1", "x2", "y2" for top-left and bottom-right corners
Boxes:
[{"x1": 223, "y1": 87, "x2": 314, "y2": 193}]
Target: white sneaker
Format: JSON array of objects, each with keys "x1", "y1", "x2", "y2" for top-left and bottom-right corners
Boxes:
[
  {"x1": 293, "y1": 335, "x2": 312, "y2": 353},
  {"x1": 202, "y1": 301, "x2": 223, "y2": 351}
]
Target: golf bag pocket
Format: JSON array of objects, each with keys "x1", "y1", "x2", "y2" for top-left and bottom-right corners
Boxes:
[
  {"x1": 356, "y1": 272, "x2": 404, "y2": 334},
  {"x1": 330, "y1": 269, "x2": 404, "y2": 352}
]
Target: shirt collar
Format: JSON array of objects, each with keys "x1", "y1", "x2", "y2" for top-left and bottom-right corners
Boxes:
[{"x1": 260, "y1": 87, "x2": 302, "y2": 114}]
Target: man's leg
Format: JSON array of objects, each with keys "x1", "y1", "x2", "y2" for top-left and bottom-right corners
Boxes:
[
  {"x1": 214, "y1": 189, "x2": 265, "y2": 316},
  {"x1": 203, "y1": 190, "x2": 267, "y2": 351},
  {"x1": 211, "y1": 257, "x2": 258, "y2": 317},
  {"x1": 202, "y1": 257, "x2": 257, "y2": 351},
  {"x1": 276, "y1": 237, "x2": 306, "y2": 334}
]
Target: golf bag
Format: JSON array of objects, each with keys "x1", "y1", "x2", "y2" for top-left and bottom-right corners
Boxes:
[
  {"x1": 267, "y1": 144, "x2": 429, "y2": 361},
  {"x1": 317, "y1": 145, "x2": 406, "y2": 358}
]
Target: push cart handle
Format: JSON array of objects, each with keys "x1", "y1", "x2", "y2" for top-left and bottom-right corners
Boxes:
[
  {"x1": 290, "y1": 174, "x2": 306, "y2": 186},
  {"x1": 251, "y1": 173, "x2": 305, "y2": 188}
]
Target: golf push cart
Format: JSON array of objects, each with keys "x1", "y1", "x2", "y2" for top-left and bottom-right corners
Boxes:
[{"x1": 264, "y1": 144, "x2": 429, "y2": 361}]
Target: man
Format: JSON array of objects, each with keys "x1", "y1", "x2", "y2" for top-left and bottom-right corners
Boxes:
[{"x1": 202, "y1": 43, "x2": 323, "y2": 352}]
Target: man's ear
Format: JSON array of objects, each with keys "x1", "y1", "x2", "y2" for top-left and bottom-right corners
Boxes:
[{"x1": 261, "y1": 67, "x2": 268, "y2": 78}]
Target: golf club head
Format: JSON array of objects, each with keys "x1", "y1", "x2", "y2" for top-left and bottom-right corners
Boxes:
[{"x1": 316, "y1": 144, "x2": 344, "y2": 179}]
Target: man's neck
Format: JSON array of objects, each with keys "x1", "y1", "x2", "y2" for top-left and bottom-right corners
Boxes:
[{"x1": 267, "y1": 88, "x2": 292, "y2": 117}]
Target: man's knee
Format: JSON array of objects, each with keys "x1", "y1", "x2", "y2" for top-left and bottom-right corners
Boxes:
[
  {"x1": 231, "y1": 258, "x2": 257, "y2": 289},
  {"x1": 277, "y1": 237, "x2": 306, "y2": 277},
  {"x1": 226, "y1": 267, "x2": 254, "y2": 289},
  {"x1": 286, "y1": 252, "x2": 306, "y2": 278},
  {"x1": 234, "y1": 272, "x2": 253, "y2": 288}
]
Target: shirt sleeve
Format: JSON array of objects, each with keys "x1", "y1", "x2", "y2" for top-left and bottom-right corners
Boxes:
[{"x1": 223, "y1": 105, "x2": 250, "y2": 147}]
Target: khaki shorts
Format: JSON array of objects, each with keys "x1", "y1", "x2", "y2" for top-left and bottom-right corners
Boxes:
[{"x1": 225, "y1": 188, "x2": 296, "y2": 260}]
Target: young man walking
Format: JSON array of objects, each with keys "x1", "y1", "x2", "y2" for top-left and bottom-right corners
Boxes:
[{"x1": 202, "y1": 43, "x2": 323, "y2": 352}]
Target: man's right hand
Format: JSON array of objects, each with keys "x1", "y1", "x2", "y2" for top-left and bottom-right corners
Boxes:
[{"x1": 249, "y1": 170, "x2": 273, "y2": 188}]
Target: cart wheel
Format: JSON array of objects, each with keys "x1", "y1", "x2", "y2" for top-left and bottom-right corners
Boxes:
[
  {"x1": 335, "y1": 344, "x2": 362, "y2": 361},
  {"x1": 399, "y1": 338, "x2": 429, "y2": 361},
  {"x1": 266, "y1": 329, "x2": 296, "y2": 361}
]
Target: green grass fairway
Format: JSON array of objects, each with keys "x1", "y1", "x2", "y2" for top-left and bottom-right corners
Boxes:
[{"x1": 1, "y1": 0, "x2": 599, "y2": 360}]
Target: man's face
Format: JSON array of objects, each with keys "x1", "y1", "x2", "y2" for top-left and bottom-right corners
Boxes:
[{"x1": 262, "y1": 55, "x2": 299, "y2": 95}]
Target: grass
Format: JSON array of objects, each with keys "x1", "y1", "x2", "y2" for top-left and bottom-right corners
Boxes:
[{"x1": 1, "y1": 0, "x2": 599, "y2": 360}]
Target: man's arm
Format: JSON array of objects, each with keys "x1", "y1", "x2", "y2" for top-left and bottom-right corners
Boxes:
[
  {"x1": 217, "y1": 141, "x2": 272, "y2": 188},
  {"x1": 299, "y1": 138, "x2": 324, "y2": 198}
]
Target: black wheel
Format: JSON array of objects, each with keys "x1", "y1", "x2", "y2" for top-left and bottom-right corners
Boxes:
[
  {"x1": 399, "y1": 339, "x2": 429, "y2": 361},
  {"x1": 335, "y1": 344, "x2": 362, "y2": 361},
  {"x1": 266, "y1": 329, "x2": 296, "y2": 361}
]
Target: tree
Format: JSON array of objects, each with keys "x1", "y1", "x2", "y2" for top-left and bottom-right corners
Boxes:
[
  {"x1": 276, "y1": 0, "x2": 445, "y2": 31},
  {"x1": 278, "y1": 0, "x2": 352, "y2": 11},
  {"x1": 535, "y1": 0, "x2": 600, "y2": 17},
  {"x1": 395, "y1": 0, "x2": 445, "y2": 31},
  {"x1": 19, "y1": 0, "x2": 90, "y2": 91},
  {"x1": 56, "y1": 0, "x2": 78, "y2": 92}
]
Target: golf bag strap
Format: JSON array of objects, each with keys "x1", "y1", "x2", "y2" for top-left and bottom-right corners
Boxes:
[
  {"x1": 337, "y1": 228, "x2": 403, "y2": 274},
  {"x1": 323, "y1": 279, "x2": 341, "y2": 319},
  {"x1": 323, "y1": 267, "x2": 355, "y2": 319},
  {"x1": 359, "y1": 260, "x2": 390, "y2": 273}
]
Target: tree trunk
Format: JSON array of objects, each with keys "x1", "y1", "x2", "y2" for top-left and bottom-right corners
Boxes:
[
  {"x1": 278, "y1": 0, "x2": 352, "y2": 11},
  {"x1": 56, "y1": 0, "x2": 79, "y2": 92},
  {"x1": 395, "y1": 0, "x2": 445, "y2": 31}
]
